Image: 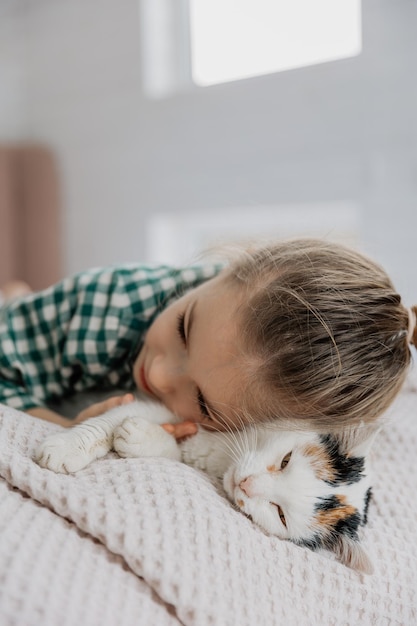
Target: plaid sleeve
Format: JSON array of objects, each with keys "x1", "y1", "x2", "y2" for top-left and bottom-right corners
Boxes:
[{"x1": 0, "y1": 262, "x2": 222, "y2": 411}]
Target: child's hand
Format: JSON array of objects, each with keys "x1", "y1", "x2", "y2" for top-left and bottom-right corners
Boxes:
[
  {"x1": 161, "y1": 421, "x2": 198, "y2": 441},
  {"x1": 74, "y1": 393, "x2": 135, "y2": 424}
]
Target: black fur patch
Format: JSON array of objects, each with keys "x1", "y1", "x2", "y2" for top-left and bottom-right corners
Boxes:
[
  {"x1": 362, "y1": 487, "x2": 372, "y2": 526},
  {"x1": 319, "y1": 435, "x2": 365, "y2": 485},
  {"x1": 315, "y1": 495, "x2": 361, "y2": 540},
  {"x1": 295, "y1": 535, "x2": 322, "y2": 552},
  {"x1": 295, "y1": 495, "x2": 361, "y2": 552}
]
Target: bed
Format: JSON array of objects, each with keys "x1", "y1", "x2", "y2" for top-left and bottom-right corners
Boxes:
[{"x1": 0, "y1": 373, "x2": 416, "y2": 626}]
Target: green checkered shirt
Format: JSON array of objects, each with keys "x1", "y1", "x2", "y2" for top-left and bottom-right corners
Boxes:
[{"x1": 0, "y1": 263, "x2": 221, "y2": 411}]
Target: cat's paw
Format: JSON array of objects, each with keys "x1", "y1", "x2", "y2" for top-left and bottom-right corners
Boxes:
[
  {"x1": 35, "y1": 432, "x2": 95, "y2": 474},
  {"x1": 113, "y1": 417, "x2": 181, "y2": 461}
]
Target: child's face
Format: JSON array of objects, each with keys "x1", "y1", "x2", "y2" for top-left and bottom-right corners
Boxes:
[{"x1": 132, "y1": 274, "x2": 250, "y2": 431}]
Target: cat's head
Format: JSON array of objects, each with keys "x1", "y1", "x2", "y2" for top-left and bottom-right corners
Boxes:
[{"x1": 223, "y1": 424, "x2": 376, "y2": 574}]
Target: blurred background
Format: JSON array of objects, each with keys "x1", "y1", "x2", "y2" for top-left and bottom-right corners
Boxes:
[{"x1": 0, "y1": 0, "x2": 416, "y2": 300}]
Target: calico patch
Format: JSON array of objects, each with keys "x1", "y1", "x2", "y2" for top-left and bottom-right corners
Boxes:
[
  {"x1": 302, "y1": 436, "x2": 365, "y2": 485},
  {"x1": 296, "y1": 487, "x2": 371, "y2": 554},
  {"x1": 315, "y1": 495, "x2": 361, "y2": 539}
]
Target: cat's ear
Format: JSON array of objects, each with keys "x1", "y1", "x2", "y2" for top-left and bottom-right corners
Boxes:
[
  {"x1": 335, "y1": 422, "x2": 381, "y2": 458},
  {"x1": 332, "y1": 534, "x2": 373, "y2": 575}
]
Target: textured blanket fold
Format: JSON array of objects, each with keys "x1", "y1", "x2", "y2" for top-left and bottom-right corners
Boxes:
[{"x1": 0, "y1": 388, "x2": 417, "y2": 625}]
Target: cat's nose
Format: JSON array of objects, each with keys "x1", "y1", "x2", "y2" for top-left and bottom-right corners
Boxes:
[{"x1": 239, "y1": 477, "x2": 252, "y2": 496}]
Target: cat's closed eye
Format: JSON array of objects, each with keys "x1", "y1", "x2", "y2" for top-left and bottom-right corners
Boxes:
[
  {"x1": 272, "y1": 503, "x2": 287, "y2": 527},
  {"x1": 281, "y1": 451, "x2": 292, "y2": 469}
]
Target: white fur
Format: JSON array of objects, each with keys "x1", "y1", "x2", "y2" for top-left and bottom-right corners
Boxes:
[{"x1": 35, "y1": 399, "x2": 374, "y2": 572}]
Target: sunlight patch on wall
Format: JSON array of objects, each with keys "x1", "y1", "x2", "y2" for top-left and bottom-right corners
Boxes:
[{"x1": 190, "y1": 0, "x2": 362, "y2": 86}]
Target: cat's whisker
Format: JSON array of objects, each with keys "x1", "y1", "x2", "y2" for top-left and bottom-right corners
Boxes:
[
  {"x1": 212, "y1": 425, "x2": 245, "y2": 466},
  {"x1": 217, "y1": 437, "x2": 242, "y2": 465},
  {"x1": 201, "y1": 409, "x2": 244, "y2": 464},
  {"x1": 223, "y1": 427, "x2": 246, "y2": 464},
  {"x1": 209, "y1": 404, "x2": 249, "y2": 460},
  {"x1": 230, "y1": 410, "x2": 252, "y2": 459},
  {"x1": 242, "y1": 418, "x2": 259, "y2": 457},
  {"x1": 238, "y1": 407, "x2": 261, "y2": 456}
]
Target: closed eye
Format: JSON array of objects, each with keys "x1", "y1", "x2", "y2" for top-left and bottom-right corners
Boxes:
[
  {"x1": 177, "y1": 310, "x2": 213, "y2": 421},
  {"x1": 176, "y1": 312, "x2": 186, "y2": 345},
  {"x1": 197, "y1": 389, "x2": 211, "y2": 418},
  {"x1": 272, "y1": 503, "x2": 287, "y2": 527}
]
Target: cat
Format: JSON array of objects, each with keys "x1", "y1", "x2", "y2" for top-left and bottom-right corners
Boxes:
[{"x1": 35, "y1": 399, "x2": 374, "y2": 574}]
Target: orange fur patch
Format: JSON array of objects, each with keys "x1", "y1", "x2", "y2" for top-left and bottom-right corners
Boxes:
[
  {"x1": 315, "y1": 495, "x2": 357, "y2": 528},
  {"x1": 302, "y1": 444, "x2": 337, "y2": 482},
  {"x1": 267, "y1": 464, "x2": 279, "y2": 473},
  {"x1": 237, "y1": 499, "x2": 244, "y2": 508}
]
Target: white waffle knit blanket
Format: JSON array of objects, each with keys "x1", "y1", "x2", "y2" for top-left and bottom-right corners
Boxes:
[{"x1": 0, "y1": 387, "x2": 417, "y2": 626}]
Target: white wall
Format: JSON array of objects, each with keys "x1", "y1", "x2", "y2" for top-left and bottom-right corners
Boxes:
[{"x1": 1, "y1": 0, "x2": 416, "y2": 302}]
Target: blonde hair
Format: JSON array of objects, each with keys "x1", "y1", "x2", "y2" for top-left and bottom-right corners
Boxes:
[{"x1": 226, "y1": 239, "x2": 415, "y2": 430}]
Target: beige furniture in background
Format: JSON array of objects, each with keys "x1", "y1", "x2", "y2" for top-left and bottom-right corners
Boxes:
[{"x1": 0, "y1": 145, "x2": 62, "y2": 291}]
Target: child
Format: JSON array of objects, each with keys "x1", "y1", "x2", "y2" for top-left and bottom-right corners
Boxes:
[{"x1": 0, "y1": 239, "x2": 415, "y2": 436}]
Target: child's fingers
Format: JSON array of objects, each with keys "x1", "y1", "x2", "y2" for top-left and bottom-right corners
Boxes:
[
  {"x1": 161, "y1": 421, "x2": 198, "y2": 440},
  {"x1": 121, "y1": 393, "x2": 135, "y2": 404},
  {"x1": 75, "y1": 394, "x2": 135, "y2": 422},
  {"x1": 103, "y1": 394, "x2": 134, "y2": 410},
  {"x1": 175, "y1": 421, "x2": 198, "y2": 438}
]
